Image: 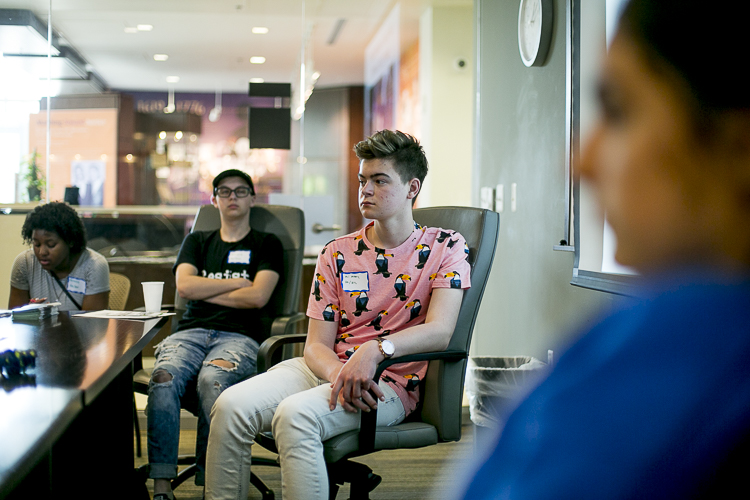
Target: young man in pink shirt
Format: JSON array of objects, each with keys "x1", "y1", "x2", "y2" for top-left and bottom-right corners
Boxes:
[{"x1": 205, "y1": 130, "x2": 471, "y2": 500}]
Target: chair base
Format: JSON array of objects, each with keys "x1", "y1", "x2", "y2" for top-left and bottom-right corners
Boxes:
[
  {"x1": 171, "y1": 461, "x2": 197, "y2": 489},
  {"x1": 328, "y1": 460, "x2": 382, "y2": 500},
  {"x1": 136, "y1": 456, "x2": 277, "y2": 500},
  {"x1": 251, "y1": 472, "x2": 275, "y2": 500}
]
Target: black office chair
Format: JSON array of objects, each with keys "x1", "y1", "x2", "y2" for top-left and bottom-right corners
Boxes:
[
  {"x1": 252, "y1": 206, "x2": 500, "y2": 499},
  {"x1": 133, "y1": 203, "x2": 306, "y2": 495}
]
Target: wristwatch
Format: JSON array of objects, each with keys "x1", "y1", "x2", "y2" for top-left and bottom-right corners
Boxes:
[{"x1": 376, "y1": 338, "x2": 395, "y2": 359}]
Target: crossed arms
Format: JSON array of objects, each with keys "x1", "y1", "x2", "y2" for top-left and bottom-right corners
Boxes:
[
  {"x1": 303, "y1": 287, "x2": 463, "y2": 413},
  {"x1": 175, "y1": 262, "x2": 279, "y2": 309}
]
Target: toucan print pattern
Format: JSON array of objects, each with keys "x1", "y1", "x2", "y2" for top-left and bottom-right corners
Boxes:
[{"x1": 306, "y1": 221, "x2": 471, "y2": 415}]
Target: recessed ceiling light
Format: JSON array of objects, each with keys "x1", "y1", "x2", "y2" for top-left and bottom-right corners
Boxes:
[
  {"x1": 124, "y1": 27, "x2": 138, "y2": 34},
  {"x1": 252, "y1": 27, "x2": 269, "y2": 34},
  {"x1": 250, "y1": 56, "x2": 266, "y2": 64},
  {"x1": 153, "y1": 54, "x2": 169, "y2": 61},
  {"x1": 137, "y1": 24, "x2": 153, "y2": 31},
  {"x1": 166, "y1": 76, "x2": 180, "y2": 83},
  {"x1": 249, "y1": 77, "x2": 265, "y2": 83}
]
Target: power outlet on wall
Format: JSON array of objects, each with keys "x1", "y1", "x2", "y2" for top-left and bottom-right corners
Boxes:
[
  {"x1": 480, "y1": 186, "x2": 495, "y2": 210},
  {"x1": 495, "y1": 184, "x2": 504, "y2": 212}
]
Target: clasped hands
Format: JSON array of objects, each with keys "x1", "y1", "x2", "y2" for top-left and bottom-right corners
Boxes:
[{"x1": 328, "y1": 340, "x2": 385, "y2": 413}]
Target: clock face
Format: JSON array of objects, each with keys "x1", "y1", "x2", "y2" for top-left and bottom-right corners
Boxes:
[{"x1": 518, "y1": 0, "x2": 545, "y2": 67}]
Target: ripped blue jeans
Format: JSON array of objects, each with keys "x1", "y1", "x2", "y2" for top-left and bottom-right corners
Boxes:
[{"x1": 147, "y1": 328, "x2": 259, "y2": 485}]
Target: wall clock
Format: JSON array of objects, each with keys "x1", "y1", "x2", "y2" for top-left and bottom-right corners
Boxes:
[{"x1": 518, "y1": 0, "x2": 554, "y2": 67}]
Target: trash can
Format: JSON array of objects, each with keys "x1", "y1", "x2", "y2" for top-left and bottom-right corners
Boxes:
[{"x1": 466, "y1": 356, "x2": 549, "y2": 443}]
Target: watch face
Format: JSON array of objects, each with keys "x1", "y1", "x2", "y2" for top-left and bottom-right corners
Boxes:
[
  {"x1": 519, "y1": 0, "x2": 543, "y2": 66},
  {"x1": 382, "y1": 339, "x2": 395, "y2": 356}
]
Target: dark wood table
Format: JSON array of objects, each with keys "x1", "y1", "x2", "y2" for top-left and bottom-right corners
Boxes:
[{"x1": 0, "y1": 312, "x2": 167, "y2": 499}]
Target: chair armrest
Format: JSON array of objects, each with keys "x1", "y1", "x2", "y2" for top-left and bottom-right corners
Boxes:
[
  {"x1": 270, "y1": 312, "x2": 306, "y2": 337},
  {"x1": 257, "y1": 333, "x2": 307, "y2": 374},
  {"x1": 372, "y1": 350, "x2": 467, "y2": 381},
  {"x1": 358, "y1": 350, "x2": 468, "y2": 453}
]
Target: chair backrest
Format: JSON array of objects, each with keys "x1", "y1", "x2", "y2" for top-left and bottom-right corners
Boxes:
[
  {"x1": 173, "y1": 204, "x2": 305, "y2": 324},
  {"x1": 109, "y1": 272, "x2": 131, "y2": 311},
  {"x1": 412, "y1": 207, "x2": 499, "y2": 441}
]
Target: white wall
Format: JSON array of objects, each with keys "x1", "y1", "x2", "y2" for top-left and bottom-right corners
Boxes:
[
  {"x1": 471, "y1": 0, "x2": 615, "y2": 360},
  {"x1": 419, "y1": 5, "x2": 474, "y2": 208}
]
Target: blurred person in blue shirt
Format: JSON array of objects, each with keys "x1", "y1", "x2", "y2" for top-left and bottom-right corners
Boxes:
[{"x1": 455, "y1": 0, "x2": 750, "y2": 498}]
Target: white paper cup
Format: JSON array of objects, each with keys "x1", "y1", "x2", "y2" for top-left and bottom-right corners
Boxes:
[{"x1": 142, "y1": 281, "x2": 164, "y2": 313}]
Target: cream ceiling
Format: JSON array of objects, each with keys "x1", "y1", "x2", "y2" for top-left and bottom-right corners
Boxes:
[{"x1": 0, "y1": 0, "x2": 469, "y2": 94}]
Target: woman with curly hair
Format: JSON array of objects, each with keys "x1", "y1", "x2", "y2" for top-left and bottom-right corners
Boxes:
[{"x1": 9, "y1": 202, "x2": 110, "y2": 311}]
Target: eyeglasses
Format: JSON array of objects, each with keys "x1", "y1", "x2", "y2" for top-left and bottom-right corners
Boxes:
[{"x1": 214, "y1": 186, "x2": 254, "y2": 198}]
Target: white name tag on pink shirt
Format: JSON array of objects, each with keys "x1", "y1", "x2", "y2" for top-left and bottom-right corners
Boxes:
[{"x1": 340, "y1": 272, "x2": 369, "y2": 293}]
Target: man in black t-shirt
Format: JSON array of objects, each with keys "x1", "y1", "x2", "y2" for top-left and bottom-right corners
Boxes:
[{"x1": 147, "y1": 169, "x2": 283, "y2": 500}]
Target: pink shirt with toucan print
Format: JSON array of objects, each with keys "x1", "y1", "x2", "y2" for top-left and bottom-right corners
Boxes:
[{"x1": 307, "y1": 221, "x2": 471, "y2": 415}]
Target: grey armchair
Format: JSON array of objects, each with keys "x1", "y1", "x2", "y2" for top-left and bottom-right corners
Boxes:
[{"x1": 254, "y1": 206, "x2": 500, "y2": 499}]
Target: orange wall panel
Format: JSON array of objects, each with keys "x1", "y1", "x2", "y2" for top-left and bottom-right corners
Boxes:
[{"x1": 29, "y1": 108, "x2": 118, "y2": 206}]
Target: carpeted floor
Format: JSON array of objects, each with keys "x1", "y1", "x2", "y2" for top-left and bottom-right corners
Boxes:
[{"x1": 133, "y1": 417, "x2": 479, "y2": 499}]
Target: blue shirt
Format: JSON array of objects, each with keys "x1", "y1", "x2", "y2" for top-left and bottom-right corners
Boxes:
[{"x1": 460, "y1": 273, "x2": 750, "y2": 499}]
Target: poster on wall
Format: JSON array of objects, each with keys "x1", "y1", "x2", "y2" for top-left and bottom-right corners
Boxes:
[
  {"x1": 71, "y1": 160, "x2": 105, "y2": 206},
  {"x1": 397, "y1": 41, "x2": 420, "y2": 138},
  {"x1": 369, "y1": 65, "x2": 396, "y2": 133},
  {"x1": 364, "y1": 4, "x2": 400, "y2": 137},
  {"x1": 28, "y1": 108, "x2": 117, "y2": 206}
]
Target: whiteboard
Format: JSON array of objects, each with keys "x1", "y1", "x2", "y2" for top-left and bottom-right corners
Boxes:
[{"x1": 572, "y1": 0, "x2": 637, "y2": 294}]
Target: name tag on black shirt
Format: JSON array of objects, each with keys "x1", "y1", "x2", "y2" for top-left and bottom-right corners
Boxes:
[{"x1": 227, "y1": 250, "x2": 251, "y2": 264}]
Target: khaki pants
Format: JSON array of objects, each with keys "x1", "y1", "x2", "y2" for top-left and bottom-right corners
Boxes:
[{"x1": 205, "y1": 357, "x2": 406, "y2": 500}]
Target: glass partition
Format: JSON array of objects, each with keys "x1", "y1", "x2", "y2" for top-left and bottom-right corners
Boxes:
[
  {"x1": 0, "y1": 5, "x2": 301, "y2": 208},
  {"x1": 77, "y1": 206, "x2": 197, "y2": 258},
  {"x1": 0, "y1": 7, "x2": 52, "y2": 204},
  {"x1": 2, "y1": 1, "x2": 428, "y2": 270}
]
